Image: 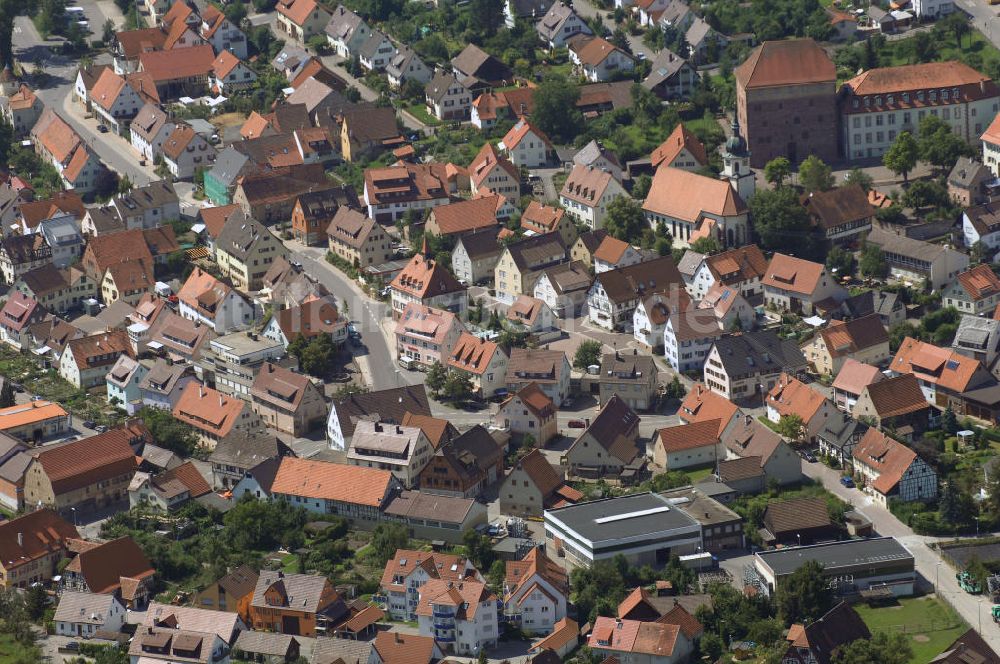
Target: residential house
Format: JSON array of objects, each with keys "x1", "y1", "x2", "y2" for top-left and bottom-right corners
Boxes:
[
  {"x1": 200, "y1": 4, "x2": 248, "y2": 58},
  {"x1": 23, "y1": 427, "x2": 144, "y2": 514},
  {"x1": 852, "y1": 428, "x2": 938, "y2": 506},
  {"x1": 506, "y1": 348, "x2": 570, "y2": 406},
  {"x1": 74, "y1": 62, "x2": 111, "y2": 107},
  {"x1": 326, "y1": 384, "x2": 431, "y2": 451},
  {"x1": 503, "y1": 548, "x2": 569, "y2": 635},
  {"x1": 276, "y1": 0, "x2": 331, "y2": 41},
  {"x1": 943, "y1": 264, "x2": 1000, "y2": 315},
  {"x1": 251, "y1": 363, "x2": 326, "y2": 437},
  {"x1": 415, "y1": 578, "x2": 499, "y2": 654},
  {"x1": 347, "y1": 420, "x2": 433, "y2": 489},
  {"x1": 505, "y1": 0, "x2": 555, "y2": 27},
  {"x1": 654, "y1": 419, "x2": 721, "y2": 470},
  {"x1": 505, "y1": 295, "x2": 556, "y2": 334},
  {"x1": 536, "y1": 2, "x2": 593, "y2": 49},
  {"x1": 358, "y1": 30, "x2": 396, "y2": 72},
  {"x1": 2, "y1": 84, "x2": 43, "y2": 137},
  {"x1": 587, "y1": 255, "x2": 684, "y2": 331},
  {"x1": 560, "y1": 165, "x2": 628, "y2": 231},
  {"x1": 161, "y1": 124, "x2": 217, "y2": 180},
  {"x1": 779, "y1": 602, "x2": 871, "y2": 664},
  {"x1": 211, "y1": 51, "x2": 257, "y2": 94},
  {"x1": 533, "y1": 260, "x2": 591, "y2": 319},
  {"x1": 102, "y1": 261, "x2": 154, "y2": 307},
  {"x1": 129, "y1": 627, "x2": 229, "y2": 663},
  {"x1": 569, "y1": 35, "x2": 635, "y2": 82},
  {"x1": 137, "y1": 45, "x2": 215, "y2": 101},
  {"x1": 832, "y1": 359, "x2": 885, "y2": 412},
  {"x1": 402, "y1": 413, "x2": 460, "y2": 450},
  {"x1": 697, "y1": 282, "x2": 756, "y2": 331},
  {"x1": 0, "y1": 400, "x2": 68, "y2": 443},
  {"x1": 499, "y1": 120, "x2": 553, "y2": 168},
  {"x1": 499, "y1": 448, "x2": 580, "y2": 516},
  {"x1": 340, "y1": 106, "x2": 401, "y2": 163},
  {"x1": 453, "y1": 230, "x2": 503, "y2": 285},
  {"x1": 250, "y1": 570, "x2": 343, "y2": 637},
  {"x1": 766, "y1": 373, "x2": 839, "y2": 444},
  {"x1": 0, "y1": 509, "x2": 78, "y2": 587},
  {"x1": 425, "y1": 72, "x2": 471, "y2": 122},
  {"x1": 416, "y1": 424, "x2": 503, "y2": 497},
  {"x1": 642, "y1": 49, "x2": 699, "y2": 101},
  {"x1": 0, "y1": 291, "x2": 46, "y2": 349},
  {"x1": 852, "y1": 373, "x2": 933, "y2": 437},
  {"x1": 801, "y1": 315, "x2": 890, "y2": 376},
  {"x1": 386, "y1": 46, "x2": 432, "y2": 90},
  {"x1": 59, "y1": 331, "x2": 135, "y2": 389},
  {"x1": 139, "y1": 359, "x2": 198, "y2": 411},
  {"x1": 13, "y1": 265, "x2": 95, "y2": 315},
  {"x1": 55, "y1": 592, "x2": 126, "y2": 638},
  {"x1": 643, "y1": 166, "x2": 749, "y2": 249},
  {"x1": 598, "y1": 351, "x2": 659, "y2": 411},
  {"x1": 173, "y1": 382, "x2": 262, "y2": 449},
  {"x1": 206, "y1": 326, "x2": 288, "y2": 400},
  {"x1": 839, "y1": 289, "x2": 906, "y2": 328},
  {"x1": 762, "y1": 253, "x2": 848, "y2": 315},
  {"x1": 634, "y1": 294, "x2": 672, "y2": 351},
  {"x1": 564, "y1": 394, "x2": 640, "y2": 478},
  {"x1": 177, "y1": 268, "x2": 256, "y2": 334},
  {"x1": 37, "y1": 213, "x2": 85, "y2": 269},
  {"x1": 425, "y1": 196, "x2": 499, "y2": 239},
  {"x1": 107, "y1": 355, "x2": 149, "y2": 414},
  {"x1": 325, "y1": 5, "x2": 372, "y2": 58},
  {"x1": 379, "y1": 549, "x2": 483, "y2": 621},
  {"x1": 88, "y1": 68, "x2": 149, "y2": 134},
  {"x1": 816, "y1": 411, "x2": 869, "y2": 467},
  {"x1": 363, "y1": 163, "x2": 452, "y2": 223},
  {"x1": 0, "y1": 234, "x2": 53, "y2": 286},
  {"x1": 948, "y1": 157, "x2": 993, "y2": 208},
  {"x1": 521, "y1": 201, "x2": 576, "y2": 246},
  {"x1": 494, "y1": 383, "x2": 558, "y2": 447},
  {"x1": 650, "y1": 124, "x2": 708, "y2": 172},
  {"x1": 964, "y1": 201, "x2": 1000, "y2": 257},
  {"x1": 209, "y1": 429, "x2": 291, "y2": 491},
  {"x1": 468, "y1": 143, "x2": 521, "y2": 199},
  {"x1": 288, "y1": 185, "x2": 356, "y2": 246},
  {"x1": 953, "y1": 315, "x2": 1000, "y2": 372},
  {"x1": 720, "y1": 413, "x2": 802, "y2": 486},
  {"x1": 111, "y1": 180, "x2": 180, "y2": 230},
  {"x1": 193, "y1": 565, "x2": 259, "y2": 624},
  {"x1": 494, "y1": 233, "x2": 567, "y2": 304},
  {"x1": 663, "y1": 306, "x2": 723, "y2": 373},
  {"x1": 395, "y1": 303, "x2": 465, "y2": 371},
  {"x1": 451, "y1": 44, "x2": 513, "y2": 90},
  {"x1": 587, "y1": 616, "x2": 694, "y2": 664},
  {"x1": 891, "y1": 336, "x2": 995, "y2": 409},
  {"x1": 30, "y1": 109, "x2": 105, "y2": 194},
  {"x1": 703, "y1": 330, "x2": 809, "y2": 402},
  {"x1": 866, "y1": 226, "x2": 970, "y2": 291},
  {"x1": 262, "y1": 296, "x2": 348, "y2": 349},
  {"x1": 389, "y1": 249, "x2": 467, "y2": 319},
  {"x1": 62, "y1": 536, "x2": 155, "y2": 608},
  {"x1": 448, "y1": 332, "x2": 508, "y2": 398},
  {"x1": 801, "y1": 185, "x2": 875, "y2": 246}
]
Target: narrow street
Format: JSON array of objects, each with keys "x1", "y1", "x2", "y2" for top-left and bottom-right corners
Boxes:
[
  {"x1": 569, "y1": 0, "x2": 652, "y2": 59},
  {"x1": 803, "y1": 460, "x2": 1000, "y2": 651}
]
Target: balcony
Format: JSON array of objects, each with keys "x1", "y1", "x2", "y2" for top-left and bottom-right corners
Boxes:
[
  {"x1": 433, "y1": 609, "x2": 454, "y2": 618},
  {"x1": 436, "y1": 634, "x2": 456, "y2": 643},
  {"x1": 434, "y1": 620, "x2": 455, "y2": 630}
]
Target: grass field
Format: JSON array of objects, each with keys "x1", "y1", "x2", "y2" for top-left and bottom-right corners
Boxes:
[
  {"x1": 855, "y1": 596, "x2": 967, "y2": 663},
  {"x1": 0, "y1": 633, "x2": 40, "y2": 664},
  {"x1": 682, "y1": 465, "x2": 714, "y2": 483},
  {"x1": 403, "y1": 103, "x2": 441, "y2": 126}
]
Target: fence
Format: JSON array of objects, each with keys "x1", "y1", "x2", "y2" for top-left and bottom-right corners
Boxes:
[{"x1": 877, "y1": 619, "x2": 964, "y2": 635}]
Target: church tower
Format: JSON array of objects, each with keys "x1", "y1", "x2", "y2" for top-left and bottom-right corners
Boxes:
[{"x1": 722, "y1": 119, "x2": 755, "y2": 203}]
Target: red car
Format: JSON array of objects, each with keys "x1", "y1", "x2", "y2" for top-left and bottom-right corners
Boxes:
[{"x1": 567, "y1": 419, "x2": 586, "y2": 429}]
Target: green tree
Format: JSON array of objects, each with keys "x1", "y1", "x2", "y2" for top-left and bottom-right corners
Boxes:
[
  {"x1": 919, "y1": 115, "x2": 973, "y2": 172},
  {"x1": 690, "y1": 236, "x2": 721, "y2": 255},
  {"x1": 763, "y1": 157, "x2": 791, "y2": 188},
  {"x1": 942, "y1": 406, "x2": 959, "y2": 434},
  {"x1": 443, "y1": 369, "x2": 473, "y2": 401},
  {"x1": 984, "y1": 467, "x2": 1000, "y2": 515},
  {"x1": 748, "y1": 187, "x2": 820, "y2": 259},
  {"x1": 775, "y1": 414, "x2": 804, "y2": 441},
  {"x1": 0, "y1": 379, "x2": 14, "y2": 408},
  {"x1": 632, "y1": 173, "x2": 652, "y2": 199},
  {"x1": 469, "y1": 0, "x2": 504, "y2": 38},
  {"x1": 832, "y1": 631, "x2": 912, "y2": 664},
  {"x1": 299, "y1": 335, "x2": 337, "y2": 377},
  {"x1": 825, "y1": 245, "x2": 855, "y2": 278},
  {"x1": 938, "y1": 11, "x2": 970, "y2": 49},
  {"x1": 859, "y1": 243, "x2": 889, "y2": 279},
  {"x1": 843, "y1": 168, "x2": 873, "y2": 192},
  {"x1": 426, "y1": 360, "x2": 447, "y2": 395},
  {"x1": 604, "y1": 196, "x2": 646, "y2": 242},
  {"x1": 573, "y1": 340, "x2": 603, "y2": 369},
  {"x1": 776, "y1": 559, "x2": 832, "y2": 625},
  {"x1": 368, "y1": 523, "x2": 409, "y2": 566},
  {"x1": 137, "y1": 406, "x2": 198, "y2": 456},
  {"x1": 883, "y1": 131, "x2": 919, "y2": 182},
  {"x1": 463, "y1": 528, "x2": 496, "y2": 569},
  {"x1": 487, "y1": 559, "x2": 506, "y2": 592},
  {"x1": 798, "y1": 155, "x2": 834, "y2": 193},
  {"x1": 571, "y1": 559, "x2": 627, "y2": 623},
  {"x1": 532, "y1": 73, "x2": 582, "y2": 144},
  {"x1": 102, "y1": 18, "x2": 115, "y2": 44},
  {"x1": 966, "y1": 554, "x2": 989, "y2": 590},
  {"x1": 23, "y1": 584, "x2": 47, "y2": 621}
]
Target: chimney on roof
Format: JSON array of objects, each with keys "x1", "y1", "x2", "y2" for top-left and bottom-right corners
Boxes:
[
  {"x1": 17, "y1": 532, "x2": 22, "y2": 548},
  {"x1": 375, "y1": 422, "x2": 383, "y2": 433},
  {"x1": 199, "y1": 386, "x2": 204, "y2": 398}
]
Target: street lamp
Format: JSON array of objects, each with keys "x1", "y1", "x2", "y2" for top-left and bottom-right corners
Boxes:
[
  {"x1": 981, "y1": 598, "x2": 985, "y2": 635},
  {"x1": 796, "y1": 533, "x2": 801, "y2": 547},
  {"x1": 70, "y1": 507, "x2": 76, "y2": 527},
  {"x1": 936, "y1": 560, "x2": 942, "y2": 594}
]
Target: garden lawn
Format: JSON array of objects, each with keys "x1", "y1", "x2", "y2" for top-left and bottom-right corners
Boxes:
[
  {"x1": 403, "y1": 103, "x2": 441, "y2": 127},
  {"x1": 854, "y1": 596, "x2": 967, "y2": 664},
  {"x1": 682, "y1": 465, "x2": 714, "y2": 483},
  {"x1": 0, "y1": 633, "x2": 40, "y2": 664}
]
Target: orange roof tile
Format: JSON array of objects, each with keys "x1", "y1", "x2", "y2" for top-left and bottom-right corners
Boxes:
[
  {"x1": 734, "y1": 38, "x2": 835, "y2": 90},
  {"x1": 761, "y1": 253, "x2": 826, "y2": 296},
  {"x1": 678, "y1": 384, "x2": 738, "y2": 436},
  {"x1": 501, "y1": 119, "x2": 553, "y2": 151},
  {"x1": 276, "y1": 0, "x2": 326, "y2": 26},
  {"x1": 650, "y1": 124, "x2": 708, "y2": 169},
  {"x1": 831, "y1": 358, "x2": 884, "y2": 396},
  {"x1": 657, "y1": 419, "x2": 720, "y2": 453},
  {"x1": 429, "y1": 196, "x2": 499, "y2": 235},
  {"x1": 643, "y1": 166, "x2": 746, "y2": 221},
  {"x1": 172, "y1": 383, "x2": 249, "y2": 439},
  {"x1": 593, "y1": 236, "x2": 631, "y2": 264},
  {"x1": 852, "y1": 428, "x2": 919, "y2": 495},
  {"x1": 0, "y1": 401, "x2": 67, "y2": 431},
  {"x1": 448, "y1": 332, "x2": 501, "y2": 376},
  {"x1": 891, "y1": 336, "x2": 984, "y2": 393},
  {"x1": 270, "y1": 456, "x2": 394, "y2": 506},
  {"x1": 956, "y1": 264, "x2": 1000, "y2": 301},
  {"x1": 767, "y1": 373, "x2": 828, "y2": 424}
]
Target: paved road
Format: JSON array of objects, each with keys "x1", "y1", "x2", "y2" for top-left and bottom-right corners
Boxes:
[
  {"x1": 283, "y1": 240, "x2": 423, "y2": 391},
  {"x1": 570, "y1": 0, "x2": 652, "y2": 59},
  {"x1": 956, "y1": 0, "x2": 1000, "y2": 49},
  {"x1": 13, "y1": 16, "x2": 157, "y2": 186},
  {"x1": 803, "y1": 460, "x2": 1000, "y2": 650}
]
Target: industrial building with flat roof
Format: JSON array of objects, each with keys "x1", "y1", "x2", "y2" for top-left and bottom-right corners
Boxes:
[
  {"x1": 750, "y1": 537, "x2": 915, "y2": 597},
  {"x1": 544, "y1": 492, "x2": 702, "y2": 567}
]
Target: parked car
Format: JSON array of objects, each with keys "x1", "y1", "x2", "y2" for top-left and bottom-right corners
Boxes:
[
  {"x1": 801, "y1": 450, "x2": 817, "y2": 463},
  {"x1": 97, "y1": 124, "x2": 109, "y2": 133},
  {"x1": 83, "y1": 420, "x2": 95, "y2": 428},
  {"x1": 94, "y1": 425, "x2": 107, "y2": 433},
  {"x1": 567, "y1": 419, "x2": 586, "y2": 428},
  {"x1": 840, "y1": 476, "x2": 855, "y2": 488}
]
